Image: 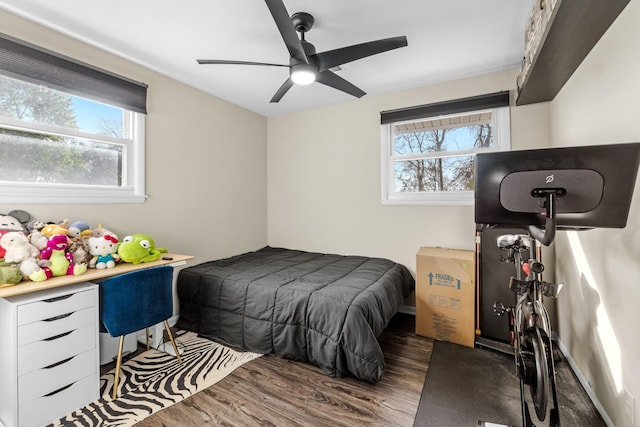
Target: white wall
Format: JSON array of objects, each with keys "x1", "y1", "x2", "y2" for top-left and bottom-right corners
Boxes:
[
  {"x1": 549, "y1": 2, "x2": 640, "y2": 426},
  {"x1": 0, "y1": 10, "x2": 269, "y2": 271},
  {"x1": 267, "y1": 68, "x2": 550, "y2": 292}
]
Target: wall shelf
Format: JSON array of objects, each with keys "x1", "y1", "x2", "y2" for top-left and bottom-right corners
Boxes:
[{"x1": 516, "y1": 0, "x2": 630, "y2": 106}]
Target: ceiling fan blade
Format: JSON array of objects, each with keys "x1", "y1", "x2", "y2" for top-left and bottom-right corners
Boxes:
[
  {"x1": 270, "y1": 77, "x2": 295, "y2": 103},
  {"x1": 197, "y1": 59, "x2": 290, "y2": 67},
  {"x1": 312, "y1": 36, "x2": 408, "y2": 71},
  {"x1": 264, "y1": 0, "x2": 308, "y2": 64},
  {"x1": 316, "y1": 70, "x2": 366, "y2": 98}
]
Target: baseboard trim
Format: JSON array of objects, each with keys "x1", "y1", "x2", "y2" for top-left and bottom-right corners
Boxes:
[{"x1": 556, "y1": 338, "x2": 614, "y2": 427}]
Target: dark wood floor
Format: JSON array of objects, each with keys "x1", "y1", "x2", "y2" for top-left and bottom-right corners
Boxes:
[{"x1": 134, "y1": 314, "x2": 433, "y2": 426}]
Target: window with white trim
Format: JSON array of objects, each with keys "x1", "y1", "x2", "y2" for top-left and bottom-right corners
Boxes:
[
  {"x1": 380, "y1": 92, "x2": 511, "y2": 205},
  {"x1": 0, "y1": 33, "x2": 147, "y2": 204}
]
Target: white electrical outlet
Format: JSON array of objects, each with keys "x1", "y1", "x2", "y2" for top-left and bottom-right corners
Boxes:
[{"x1": 622, "y1": 388, "x2": 635, "y2": 427}]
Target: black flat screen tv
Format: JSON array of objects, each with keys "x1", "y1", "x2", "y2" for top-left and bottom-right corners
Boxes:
[{"x1": 474, "y1": 142, "x2": 640, "y2": 229}]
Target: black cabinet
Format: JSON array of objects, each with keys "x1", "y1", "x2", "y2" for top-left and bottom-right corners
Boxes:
[{"x1": 477, "y1": 226, "x2": 525, "y2": 343}]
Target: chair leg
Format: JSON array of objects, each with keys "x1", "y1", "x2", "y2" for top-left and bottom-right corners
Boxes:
[
  {"x1": 145, "y1": 328, "x2": 150, "y2": 350},
  {"x1": 112, "y1": 335, "x2": 125, "y2": 400},
  {"x1": 163, "y1": 320, "x2": 183, "y2": 364}
]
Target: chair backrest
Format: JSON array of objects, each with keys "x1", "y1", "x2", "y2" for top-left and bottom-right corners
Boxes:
[{"x1": 100, "y1": 265, "x2": 174, "y2": 337}]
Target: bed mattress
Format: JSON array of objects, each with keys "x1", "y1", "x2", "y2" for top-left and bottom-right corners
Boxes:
[{"x1": 176, "y1": 246, "x2": 414, "y2": 382}]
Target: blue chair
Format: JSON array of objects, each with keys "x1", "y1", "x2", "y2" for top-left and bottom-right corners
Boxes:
[{"x1": 99, "y1": 265, "x2": 182, "y2": 399}]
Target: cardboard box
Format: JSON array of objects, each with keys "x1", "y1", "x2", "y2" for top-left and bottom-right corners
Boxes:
[{"x1": 415, "y1": 247, "x2": 476, "y2": 347}]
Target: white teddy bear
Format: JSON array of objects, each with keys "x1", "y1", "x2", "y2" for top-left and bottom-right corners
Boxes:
[
  {"x1": 1, "y1": 232, "x2": 39, "y2": 263},
  {"x1": 0, "y1": 231, "x2": 44, "y2": 279}
]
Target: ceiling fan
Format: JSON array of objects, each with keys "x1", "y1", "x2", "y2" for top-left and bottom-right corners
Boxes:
[{"x1": 196, "y1": 0, "x2": 408, "y2": 103}]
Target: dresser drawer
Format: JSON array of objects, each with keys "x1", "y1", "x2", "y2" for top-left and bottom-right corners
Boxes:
[
  {"x1": 18, "y1": 373, "x2": 97, "y2": 427},
  {"x1": 18, "y1": 306, "x2": 95, "y2": 347},
  {"x1": 18, "y1": 349, "x2": 96, "y2": 405},
  {"x1": 16, "y1": 287, "x2": 96, "y2": 326},
  {"x1": 17, "y1": 324, "x2": 95, "y2": 376}
]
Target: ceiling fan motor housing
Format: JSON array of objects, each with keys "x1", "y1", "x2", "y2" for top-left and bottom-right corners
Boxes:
[{"x1": 291, "y1": 12, "x2": 314, "y2": 33}]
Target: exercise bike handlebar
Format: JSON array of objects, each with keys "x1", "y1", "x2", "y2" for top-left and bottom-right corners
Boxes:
[
  {"x1": 527, "y1": 189, "x2": 560, "y2": 246},
  {"x1": 528, "y1": 216, "x2": 556, "y2": 246}
]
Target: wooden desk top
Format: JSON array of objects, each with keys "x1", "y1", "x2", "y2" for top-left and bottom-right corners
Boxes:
[{"x1": 0, "y1": 253, "x2": 194, "y2": 298}]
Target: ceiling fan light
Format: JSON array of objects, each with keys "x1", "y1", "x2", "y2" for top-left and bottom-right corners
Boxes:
[{"x1": 291, "y1": 64, "x2": 316, "y2": 85}]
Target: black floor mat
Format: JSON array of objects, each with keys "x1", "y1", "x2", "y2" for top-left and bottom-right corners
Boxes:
[{"x1": 414, "y1": 340, "x2": 606, "y2": 427}]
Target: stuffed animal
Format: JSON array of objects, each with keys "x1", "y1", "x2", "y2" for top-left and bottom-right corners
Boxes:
[
  {"x1": 41, "y1": 221, "x2": 69, "y2": 238},
  {"x1": 30, "y1": 234, "x2": 87, "y2": 281},
  {"x1": 0, "y1": 213, "x2": 27, "y2": 258},
  {"x1": 7, "y1": 210, "x2": 31, "y2": 232},
  {"x1": 17, "y1": 258, "x2": 44, "y2": 280},
  {"x1": 0, "y1": 214, "x2": 23, "y2": 230},
  {"x1": 117, "y1": 233, "x2": 167, "y2": 264},
  {"x1": 0, "y1": 210, "x2": 31, "y2": 288},
  {"x1": 68, "y1": 240, "x2": 93, "y2": 266},
  {"x1": 88, "y1": 235, "x2": 120, "y2": 269},
  {"x1": 92, "y1": 223, "x2": 118, "y2": 239},
  {"x1": 0, "y1": 231, "x2": 47, "y2": 281},
  {"x1": 25, "y1": 218, "x2": 46, "y2": 234},
  {"x1": 0, "y1": 262, "x2": 23, "y2": 287},
  {"x1": 0, "y1": 231, "x2": 39, "y2": 264},
  {"x1": 28, "y1": 231, "x2": 49, "y2": 251},
  {"x1": 68, "y1": 221, "x2": 93, "y2": 240}
]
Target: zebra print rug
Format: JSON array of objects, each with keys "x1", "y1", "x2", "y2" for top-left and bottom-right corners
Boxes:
[{"x1": 48, "y1": 332, "x2": 261, "y2": 427}]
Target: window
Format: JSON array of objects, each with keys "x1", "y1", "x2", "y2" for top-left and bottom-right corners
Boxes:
[
  {"x1": 0, "y1": 33, "x2": 147, "y2": 204},
  {"x1": 380, "y1": 92, "x2": 510, "y2": 205}
]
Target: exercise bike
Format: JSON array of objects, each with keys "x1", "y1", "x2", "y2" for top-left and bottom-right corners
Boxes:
[
  {"x1": 492, "y1": 190, "x2": 562, "y2": 427},
  {"x1": 474, "y1": 143, "x2": 640, "y2": 427}
]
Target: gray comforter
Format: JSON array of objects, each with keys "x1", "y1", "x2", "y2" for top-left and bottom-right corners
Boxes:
[{"x1": 176, "y1": 246, "x2": 414, "y2": 382}]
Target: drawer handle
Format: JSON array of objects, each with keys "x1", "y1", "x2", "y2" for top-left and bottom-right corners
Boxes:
[
  {"x1": 42, "y1": 294, "x2": 74, "y2": 303},
  {"x1": 44, "y1": 356, "x2": 74, "y2": 369},
  {"x1": 44, "y1": 330, "x2": 74, "y2": 341},
  {"x1": 44, "y1": 382, "x2": 74, "y2": 397},
  {"x1": 43, "y1": 312, "x2": 74, "y2": 322}
]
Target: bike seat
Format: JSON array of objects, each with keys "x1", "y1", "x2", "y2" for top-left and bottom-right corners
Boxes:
[{"x1": 497, "y1": 234, "x2": 522, "y2": 249}]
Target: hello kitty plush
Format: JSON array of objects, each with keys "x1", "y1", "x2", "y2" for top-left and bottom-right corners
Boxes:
[{"x1": 88, "y1": 234, "x2": 120, "y2": 269}]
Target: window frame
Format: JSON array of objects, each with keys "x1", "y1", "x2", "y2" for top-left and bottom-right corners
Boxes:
[
  {"x1": 380, "y1": 102, "x2": 511, "y2": 206},
  {"x1": 0, "y1": 109, "x2": 146, "y2": 204},
  {"x1": 0, "y1": 33, "x2": 147, "y2": 204}
]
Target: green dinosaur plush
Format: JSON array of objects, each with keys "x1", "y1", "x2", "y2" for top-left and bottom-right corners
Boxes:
[
  {"x1": 0, "y1": 262, "x2": 23, "y2": 287},
  {"x1": 117, "y1": 233, "x2": 167, "y2": 264}
]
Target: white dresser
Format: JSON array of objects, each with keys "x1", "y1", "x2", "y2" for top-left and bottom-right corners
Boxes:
[{"x1": 0, "y1": 282, "x2": 99, "y2": 427}]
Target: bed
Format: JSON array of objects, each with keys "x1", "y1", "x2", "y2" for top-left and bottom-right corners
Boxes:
[{"x1": 176, "y1": 246, "x2": 414, "y2": 383}]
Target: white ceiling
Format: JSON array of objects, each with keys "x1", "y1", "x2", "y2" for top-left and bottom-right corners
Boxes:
[{"x1": 0, "y1": 0, "x2": 534, "y2": 117}]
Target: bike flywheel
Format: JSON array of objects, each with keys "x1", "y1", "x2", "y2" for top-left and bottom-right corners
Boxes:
[{"x1": 530, "y1": 328, "x2": 550, "y2": 421}]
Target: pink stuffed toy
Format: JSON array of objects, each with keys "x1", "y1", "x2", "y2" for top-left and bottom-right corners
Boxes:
[{"x1": 30, "y1": 234, "x2": 87, "y2": 281}]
